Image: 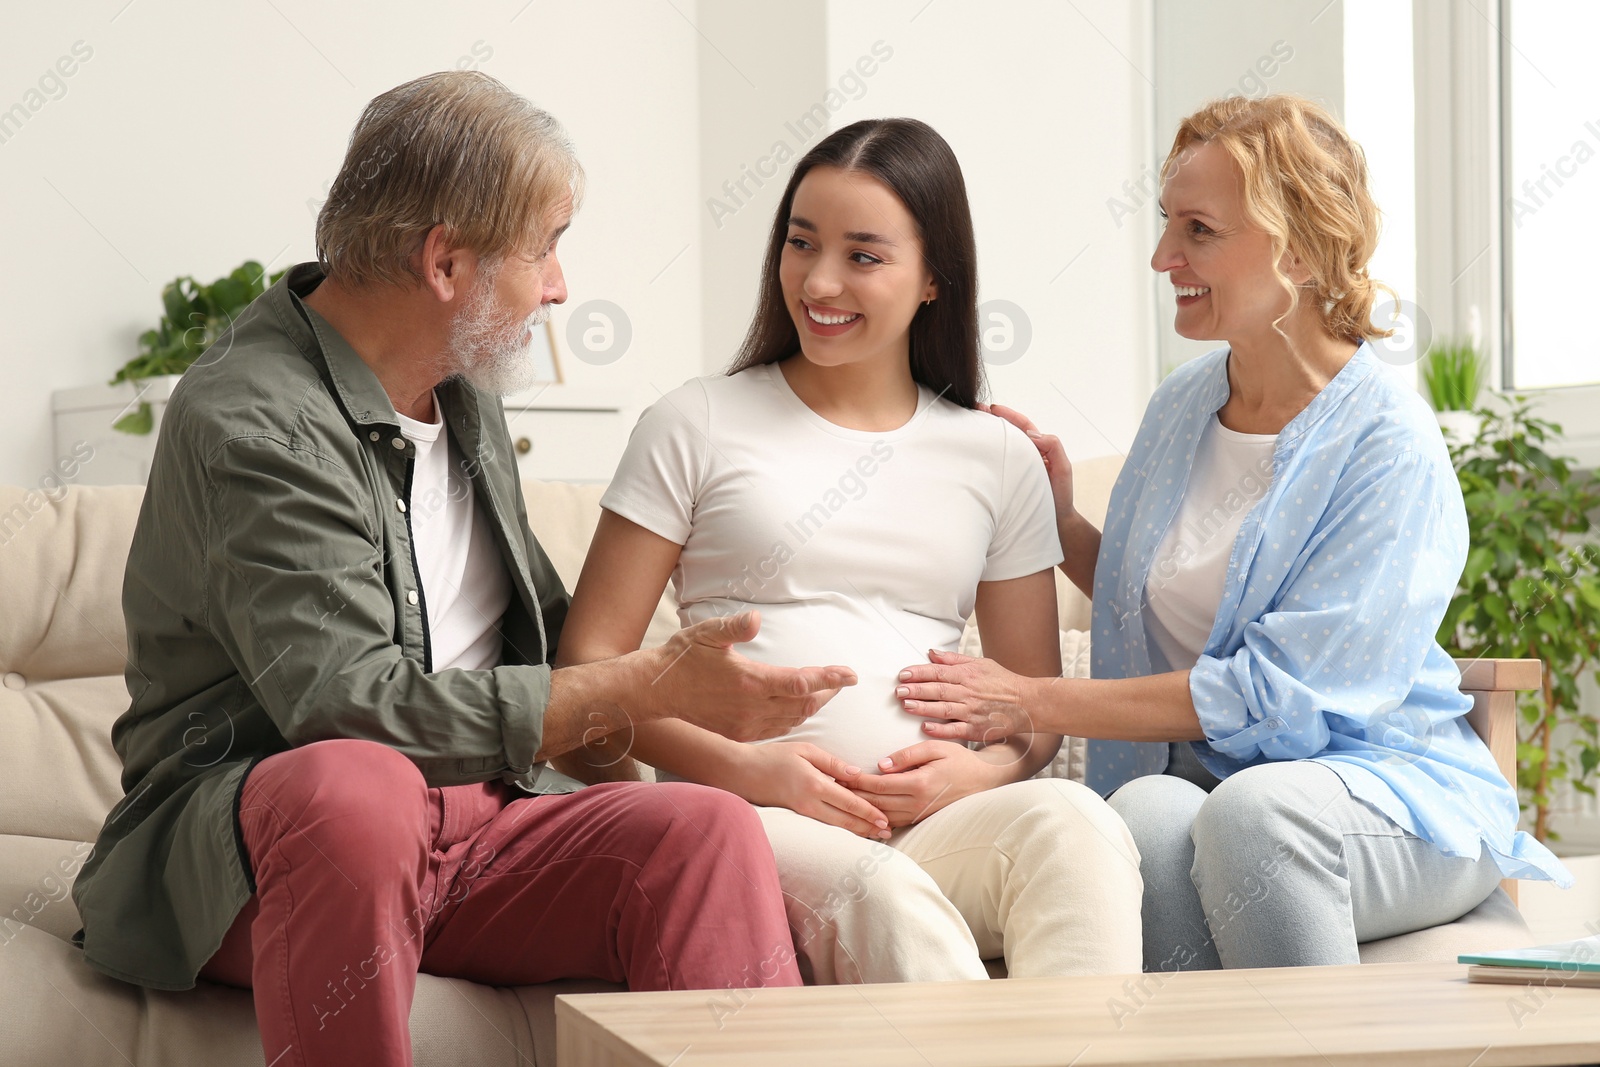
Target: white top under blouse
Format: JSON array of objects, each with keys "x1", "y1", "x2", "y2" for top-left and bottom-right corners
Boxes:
[{"x1": 1144, "y1": 415, "x2": 1277, "y2": 672}]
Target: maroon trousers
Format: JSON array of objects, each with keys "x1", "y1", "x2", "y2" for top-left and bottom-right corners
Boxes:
[{"x1": 200, "y1": 739, "x2": 800, "y2": 1067}]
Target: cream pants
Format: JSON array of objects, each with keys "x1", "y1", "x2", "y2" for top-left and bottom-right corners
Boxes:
[{"x1": 756, "y1": 777, "x2": 1143, "y2": 983}]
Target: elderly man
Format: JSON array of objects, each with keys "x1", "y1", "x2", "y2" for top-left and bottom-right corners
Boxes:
[{"x1": 70, "y1": 71, "x2": 854, "y2": 1067}]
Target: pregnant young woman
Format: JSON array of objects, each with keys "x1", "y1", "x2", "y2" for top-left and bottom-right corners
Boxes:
[{"x1": 556, "y1": 118, "x2": 1142, "y2": 984}]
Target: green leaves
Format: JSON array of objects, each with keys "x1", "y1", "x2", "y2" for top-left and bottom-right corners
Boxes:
[
  {"x1": 111, "y1": 401, "x2": 153, "y2": 435},
  {"x1": 1483, "y1": 593, "x2": 1510, "y2": 625},
  {"x1": 1518, "y1": 741, "x2": 1549, "y2": 766},
  {"x1": 110, "y1": 259, "x2": 287, "y2": 432},
  {"x1": 1464, "y1": 545, "x2": 1495, "y2": 588},
  {"x1": 160, "y1": 280, "x2": 195, "y2": 330},
  {"x1": 1422, "y1": 339, "x2": 1488, "y2": 411},
  {"x1": 1440, "y1": 395, "x2": 1600, "y2": 840}
]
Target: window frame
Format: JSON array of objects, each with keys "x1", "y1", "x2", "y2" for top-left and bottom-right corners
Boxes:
[{"x1": 1420, "y1": 0, "x2": 1600, "y2": 467}]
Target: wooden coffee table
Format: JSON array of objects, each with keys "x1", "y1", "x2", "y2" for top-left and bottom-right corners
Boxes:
[{"x1": 557, "y1": 961, "x2": 1600, "y2": 1066}]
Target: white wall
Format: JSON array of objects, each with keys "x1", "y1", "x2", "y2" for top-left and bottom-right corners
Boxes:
[
  {"x1": 695, "y1": 0, "x2": 828, "y2": 376},
  {"x1": 0, "y1": 0, "x2": 706, "y2": 487},
  {"x1": 7, "y1": 1, "x2": 1349, "y2": 485},
  {"x1": 1152, "y1": 0, "x2": 1348, "y2": 377},
  {"x1": 824, "y1": 0, "x2": 1159, "y2": 462},
  {"x1": 687, "y1": 1, "x2": 1159, "y2": 462}
]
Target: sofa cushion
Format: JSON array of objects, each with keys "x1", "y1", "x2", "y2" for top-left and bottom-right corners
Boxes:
[
  {"x1": 0, "y1": 923, "x2": 620, "y2": 1067},
  {"x1": 1054, "y1": 453, "x2": 1123, "y2": 632},
  {"x1": 0, "y1": 834, "x2": 92, "y2": 943},
  {"x1": 1356, "y1": 887, "x2": 1532, "y2": 964},
  {"x1": 0, "y1": 486, "x2": 142, "y2": 846},
  {"x1": 0, "y1": 676, "x2": 135, "y2": 843},
  {"x1": 521, "y1": 479, "x2": 680, "y2": 649},
  {"x1": 0, "y1": 485, "x2": 142, "y2": 685}
]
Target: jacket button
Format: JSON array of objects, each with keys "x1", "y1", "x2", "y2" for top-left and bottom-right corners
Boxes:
[
  {"x1": 369, "y1": 431, "x2": 380, "y2": 442},
  {"x1": 396, "y1": 498, "x2": 407, "y2": 513},
  {"x1": 392, "y1": 438, "x2": 406, "y2": 450},
  {"x1": 407, "y1": 590, "x2": 419, "y2": 606}
]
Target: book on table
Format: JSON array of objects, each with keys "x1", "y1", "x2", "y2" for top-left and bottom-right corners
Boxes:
[{"x1": 1460, "y1": 935, "x2": 1600, "y2": 988}]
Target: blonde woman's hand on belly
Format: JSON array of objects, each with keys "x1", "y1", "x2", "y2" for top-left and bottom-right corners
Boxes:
[{"x1": 896, "y1": 648, "x2": 1036, "y2": 743}]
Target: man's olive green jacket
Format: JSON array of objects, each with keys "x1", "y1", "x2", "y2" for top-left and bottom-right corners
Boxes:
[{"x1": 72, "y1": 263, "x2": 581, "y2": 990}]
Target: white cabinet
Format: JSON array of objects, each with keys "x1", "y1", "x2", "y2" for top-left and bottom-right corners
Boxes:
[
  {"x1": 502, "y1": 387, "x2": 630, "y2": 484},
  {"x1": 53, "y1": 378, "x2": 631, "y2": 487},
  {"x1": 52, "y1": 376, "x2": 178, "y2": 486}
]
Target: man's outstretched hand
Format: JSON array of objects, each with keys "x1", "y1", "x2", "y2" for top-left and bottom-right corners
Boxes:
[{"x1": 643, "y1": 611, "x2": 857, "y2": 742}]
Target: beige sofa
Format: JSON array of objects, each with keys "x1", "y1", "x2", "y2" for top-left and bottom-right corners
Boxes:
[{"x1": 0, "y1": 456, "x2": 1532, "y2": 1066}]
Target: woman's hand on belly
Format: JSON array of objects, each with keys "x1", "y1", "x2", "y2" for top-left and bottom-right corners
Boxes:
[
  {"x1": 895, "y1": 650, "x2": 1035, "y2": 742},
  {"x1": 852, "y1": 740, "x2": 1011, "y2": 828},
  {"x1": 730, "y1": 741, "x2": 894, "y2": 841}
]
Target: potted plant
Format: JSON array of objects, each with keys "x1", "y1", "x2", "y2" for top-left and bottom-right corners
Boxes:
[
  {"x1": 110, "y1": 260, "x2": 285, "y2": 433},
  {"x1": 1438, "y1": 395, "x2": 1600, "y2": 843},
  {"x1": 1421, "y1": 339, "x2": 1488, "y2": 444}
]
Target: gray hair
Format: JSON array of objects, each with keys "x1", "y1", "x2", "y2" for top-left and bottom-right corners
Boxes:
[{"x1": 315, "y1": 71, "x2": 584, "y2": 288}]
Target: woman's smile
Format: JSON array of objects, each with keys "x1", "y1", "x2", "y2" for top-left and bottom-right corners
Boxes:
[{"x1": 801, "y1": 300, "x2": 864, "y2": 336}]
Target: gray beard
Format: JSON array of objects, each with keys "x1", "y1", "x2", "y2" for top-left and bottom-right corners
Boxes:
[{"x1": 448, "y1": 274, "x2": 552, "y2": 397}]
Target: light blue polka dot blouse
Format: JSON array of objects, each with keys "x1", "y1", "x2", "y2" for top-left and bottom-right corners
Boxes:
[{"x1": 1084, "y1": 343, "x2": 1570, "y2": 886}]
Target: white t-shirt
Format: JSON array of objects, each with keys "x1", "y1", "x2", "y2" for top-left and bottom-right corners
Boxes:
[
  {"x1": 1144, "y1": 414, "x2": 1277, "y2": 672},
  {"x1": 600, "y1": 363, "x2": 1062, "y2": 771},
  {"x1": 395, "y1": 395, "x2": 513, "y2": 672}
]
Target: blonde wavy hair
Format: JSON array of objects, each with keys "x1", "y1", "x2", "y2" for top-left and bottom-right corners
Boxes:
[
  {"x1": 1163, "y1": 94, "x2": 1393, "y2": 343},
  {"x1": 315, "y1": 71, "x2": 584, "y2": 288}
]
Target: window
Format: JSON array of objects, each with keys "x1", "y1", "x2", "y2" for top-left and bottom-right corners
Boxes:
[
  {"x1": 1345, "y1": 0, "x2": 1418, "y2": 384},
  {"x1": 1502, "y1": 0, "x2": 1600, "y2": 390}
]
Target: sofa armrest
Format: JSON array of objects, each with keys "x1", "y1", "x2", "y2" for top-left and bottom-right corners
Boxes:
[
  {"x1": 1453, "y1": 657, "x2": 1542, "y2": 906},
  {"x1": 1454, "y1": 658, "x2": 1540, "y2": 785}
]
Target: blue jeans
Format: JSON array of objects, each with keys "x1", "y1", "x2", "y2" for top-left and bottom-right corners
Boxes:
[{"x1": 1107, "y1": 751, "x2": 1503, "y2": 970}]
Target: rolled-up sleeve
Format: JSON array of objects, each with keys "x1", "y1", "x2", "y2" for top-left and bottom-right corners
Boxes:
[
  {"x1": 1190, "y1": 450, "x2": 1465, "y2": 763},
  {"x1": 205, "y1": 434, "x2": 549, "y2": 785}
]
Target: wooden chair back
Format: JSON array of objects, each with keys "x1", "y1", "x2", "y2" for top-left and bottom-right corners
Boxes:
[{"x1": 1455, "y1": 657, "x2": 1543, "y2": 905}]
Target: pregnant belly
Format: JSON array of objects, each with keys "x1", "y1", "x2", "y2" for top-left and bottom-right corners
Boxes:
[{"x1": 721, "y1": 601, "x2": 964, "y2": 772}]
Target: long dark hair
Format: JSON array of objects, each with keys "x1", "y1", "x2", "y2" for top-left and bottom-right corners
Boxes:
[{"x1": 726, "y1": 118, "x2": 982, "y2": 409}]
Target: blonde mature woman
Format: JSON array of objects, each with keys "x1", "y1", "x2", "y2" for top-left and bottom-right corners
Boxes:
[{"x1": 896, "y1": 94, "x2": 1571, "y2": 970}]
